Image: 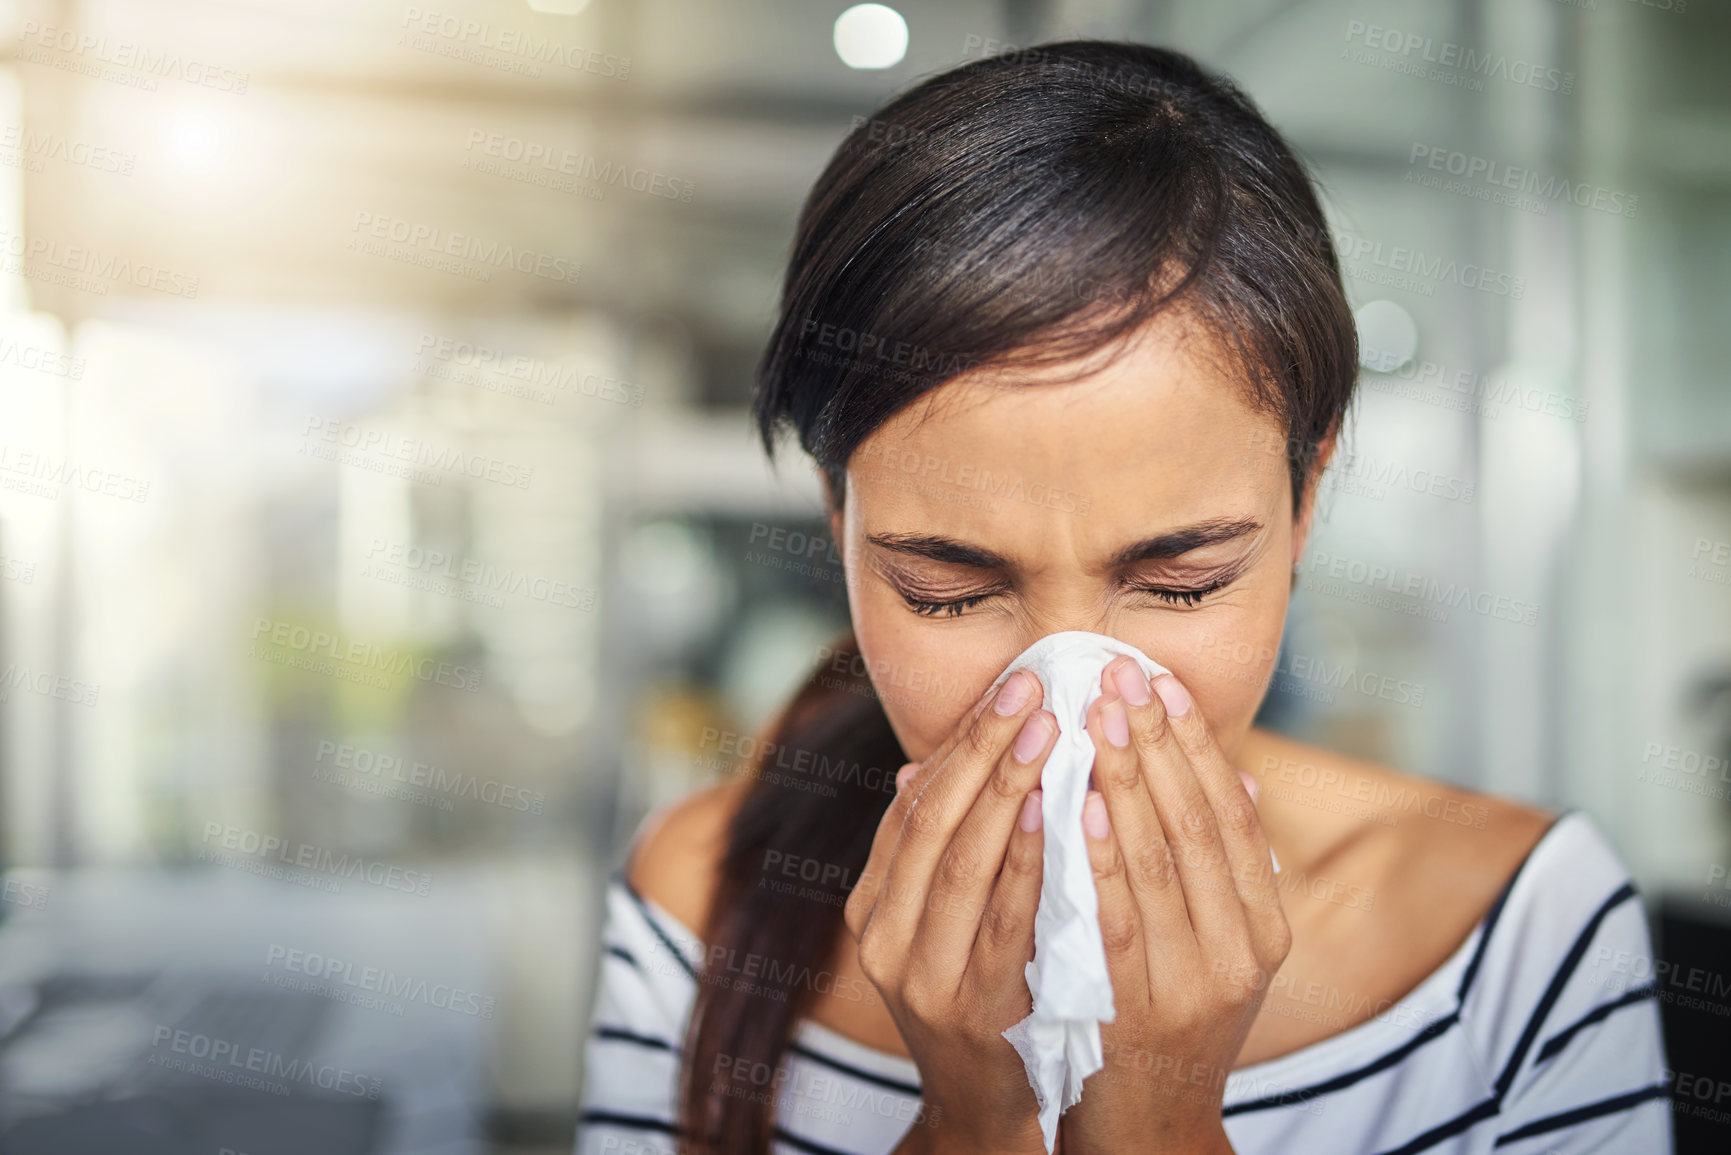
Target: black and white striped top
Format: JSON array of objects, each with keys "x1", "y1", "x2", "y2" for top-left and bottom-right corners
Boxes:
[{"x1": 576, "y1": 809, "x2": 1673, "y2": 1154}]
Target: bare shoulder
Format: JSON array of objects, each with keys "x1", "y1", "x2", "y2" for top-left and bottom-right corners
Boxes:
[
  {"x1": 625, "y1": 774, "x2": 753, "y2": 938},
  {"x1": 1232, "y1": 729, "x2": 1562, "y2": 1066},
  {"x1": 1246, "y1": 730, "x2": 1557, "y2": 914}
]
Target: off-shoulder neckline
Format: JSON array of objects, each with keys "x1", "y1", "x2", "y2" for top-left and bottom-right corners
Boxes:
[{"x1": 615, "y1": 808, "x2": 1588, "y2": 1100}]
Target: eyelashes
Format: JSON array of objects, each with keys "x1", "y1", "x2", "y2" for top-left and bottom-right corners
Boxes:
[
  {"x1": 901, "y1": 589, "x2": 1001, "y2": 618},
  {"x1": 896, "y1": 578, "x2": 1234, "y2": 617},
  {"x1": 1141, "y1": 584, "x2": 1219, "y2": 608}
]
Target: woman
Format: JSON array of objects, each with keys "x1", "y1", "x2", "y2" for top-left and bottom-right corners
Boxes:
[{"x1": 577, "y1": 42, "x2": 1671, "y2": 1155}]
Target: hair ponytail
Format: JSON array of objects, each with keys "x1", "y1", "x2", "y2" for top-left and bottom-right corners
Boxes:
[{"x1": 677, "y1": 630, "x2": 905, "y2": 1155}]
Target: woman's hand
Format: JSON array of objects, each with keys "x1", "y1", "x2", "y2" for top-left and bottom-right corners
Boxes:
[
  {"x1": 1057, "y1": 658, "x2": 1290, "y2": 1155},
  {"x1": 844, "y1": 669, "x2": 1061, "y2": 1155}
]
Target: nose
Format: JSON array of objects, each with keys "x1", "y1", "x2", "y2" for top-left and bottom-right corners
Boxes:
[
  {"x1": 1013, "y1": 620, "x2": 1151, "y2": 671},
  {"x1": 1015, "y1": 613, "x2": 1127, "y2": 653}
]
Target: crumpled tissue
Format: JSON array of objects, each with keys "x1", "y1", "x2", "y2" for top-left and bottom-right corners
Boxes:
[{"x1": 983, "y1": 630, "x2": 1279, "y2": 1153}]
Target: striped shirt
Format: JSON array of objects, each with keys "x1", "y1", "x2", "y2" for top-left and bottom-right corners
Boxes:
[{"x1": 576, "y1": 808, "x2": 1673, "y2": 1154}]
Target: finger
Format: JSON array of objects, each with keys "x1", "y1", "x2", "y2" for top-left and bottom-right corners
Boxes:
[
  {"x1": 844, "y1": 658, "x2": 1031, "y2": 942},
  {"x1": 967, "y1": 787, "x2": 1046, "y2": 1014},
  {"x1": 911, "y1": 706, "x2": 1058, "y2": 991},
  {"x1": 866, "y1": 668, "x2": 1046, "y2": 950},
  {"x1": 1079, "y1": 788, "x2": 1152, "y2": 1004},
  {"x1": 847, "y1": 668, "x2": 1037, "y2": 940},
  {"x1": 1083, "y1": 681, "x2": 1189, "y2": 950},
  {"x1": 844, "y1": 760, "x2": 921, "y2": 941},
  {"x1": 897, "y1": 671, "x2": 1011, "y2": 800},
  {"x1": 1149, "y1": 670, "x2": 1285, "y2": 939},
  {"x1": 1106, "y1": 658, "x2": 1248, "y2": 955}
]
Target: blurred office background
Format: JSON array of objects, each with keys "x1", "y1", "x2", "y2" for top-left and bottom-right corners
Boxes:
[{"x1": 0, "y1": 0, "x2": 1724, "y2": 1151}]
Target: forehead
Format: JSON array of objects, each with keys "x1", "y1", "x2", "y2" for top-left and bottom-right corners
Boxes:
[{"x1": 847, "y1": 314, "x2": 1287, "y2": 554}]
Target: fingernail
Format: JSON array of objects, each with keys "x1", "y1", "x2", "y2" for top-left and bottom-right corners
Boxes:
[
  {"x1": 1153, "y1": 674, "x2": 1192, "y2": 717},
  {"x1": 1111, "y1": 659, "x2": 1150, "y2": 706},
  {"x1": 993, "y1": 670, "x2": 1032, "y2": 716},
  {"x1": 1013, "y1": 712, "x2": 1051, "y2": 763},
  {"x1": 1019, "y1": 791, "x2": 1042, "y2": 832},
  {"x1": 1103, "y1": 698, "x2": 1130, "y2": 748},
  {"x1": 1083, "y1": 791, "x2": 1109, "y2": 840},
  {"x1": 896, "y1": 762, "x2": 919, "y2": 791},
  {"x1": 1238, "y1": 769, "x2": 1259, "y2": 803}
]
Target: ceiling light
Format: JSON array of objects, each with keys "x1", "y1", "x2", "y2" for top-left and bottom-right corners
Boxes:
[{"x1": 834, "y1": 4, "x2": 908, "y2": 70}]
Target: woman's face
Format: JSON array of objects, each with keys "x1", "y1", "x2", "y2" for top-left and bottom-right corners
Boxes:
[{"x1": 827, "y1": 311, "x2": 1328, "y2": 765}]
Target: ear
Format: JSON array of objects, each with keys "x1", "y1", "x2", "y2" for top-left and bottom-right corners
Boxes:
[{"x1": 1291, "y1": 422, "x2": 1339, "y2": 566}]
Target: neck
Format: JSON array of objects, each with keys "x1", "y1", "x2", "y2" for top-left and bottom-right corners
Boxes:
[{"x1": 1232, "y1": 726, "x2": 1343, "y2": 879}]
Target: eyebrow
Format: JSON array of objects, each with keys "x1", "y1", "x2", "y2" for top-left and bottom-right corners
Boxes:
[{"x1": 865, "y1": 517, "x2": 1264, "y2": 570}]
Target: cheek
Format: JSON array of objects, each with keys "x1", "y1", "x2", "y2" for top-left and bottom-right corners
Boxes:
[
  {"x1": 850, "y1": 590, "x2": 997, "y2": 763},
  {"x1": 1148, "y1": 598, "x2": 1288, "y2": 748}
]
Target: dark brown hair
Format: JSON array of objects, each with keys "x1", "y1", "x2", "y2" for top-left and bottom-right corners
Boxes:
[{"x1": 677, "y1": 40, "x2": 1358, "y2": 1153}]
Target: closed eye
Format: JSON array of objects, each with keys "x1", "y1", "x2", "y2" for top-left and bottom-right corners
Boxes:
[
  {"x1": 1126, "y1": 578, "x2": 1233, "y2": 607},
  {"x1": 897, "y1": 586, "x2": 1007, "y2": 618}
]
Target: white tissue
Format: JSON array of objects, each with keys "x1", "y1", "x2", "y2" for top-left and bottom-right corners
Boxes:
[{"x1": 984, "y1": 630, "x2": 1278, "y2": 1153}]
